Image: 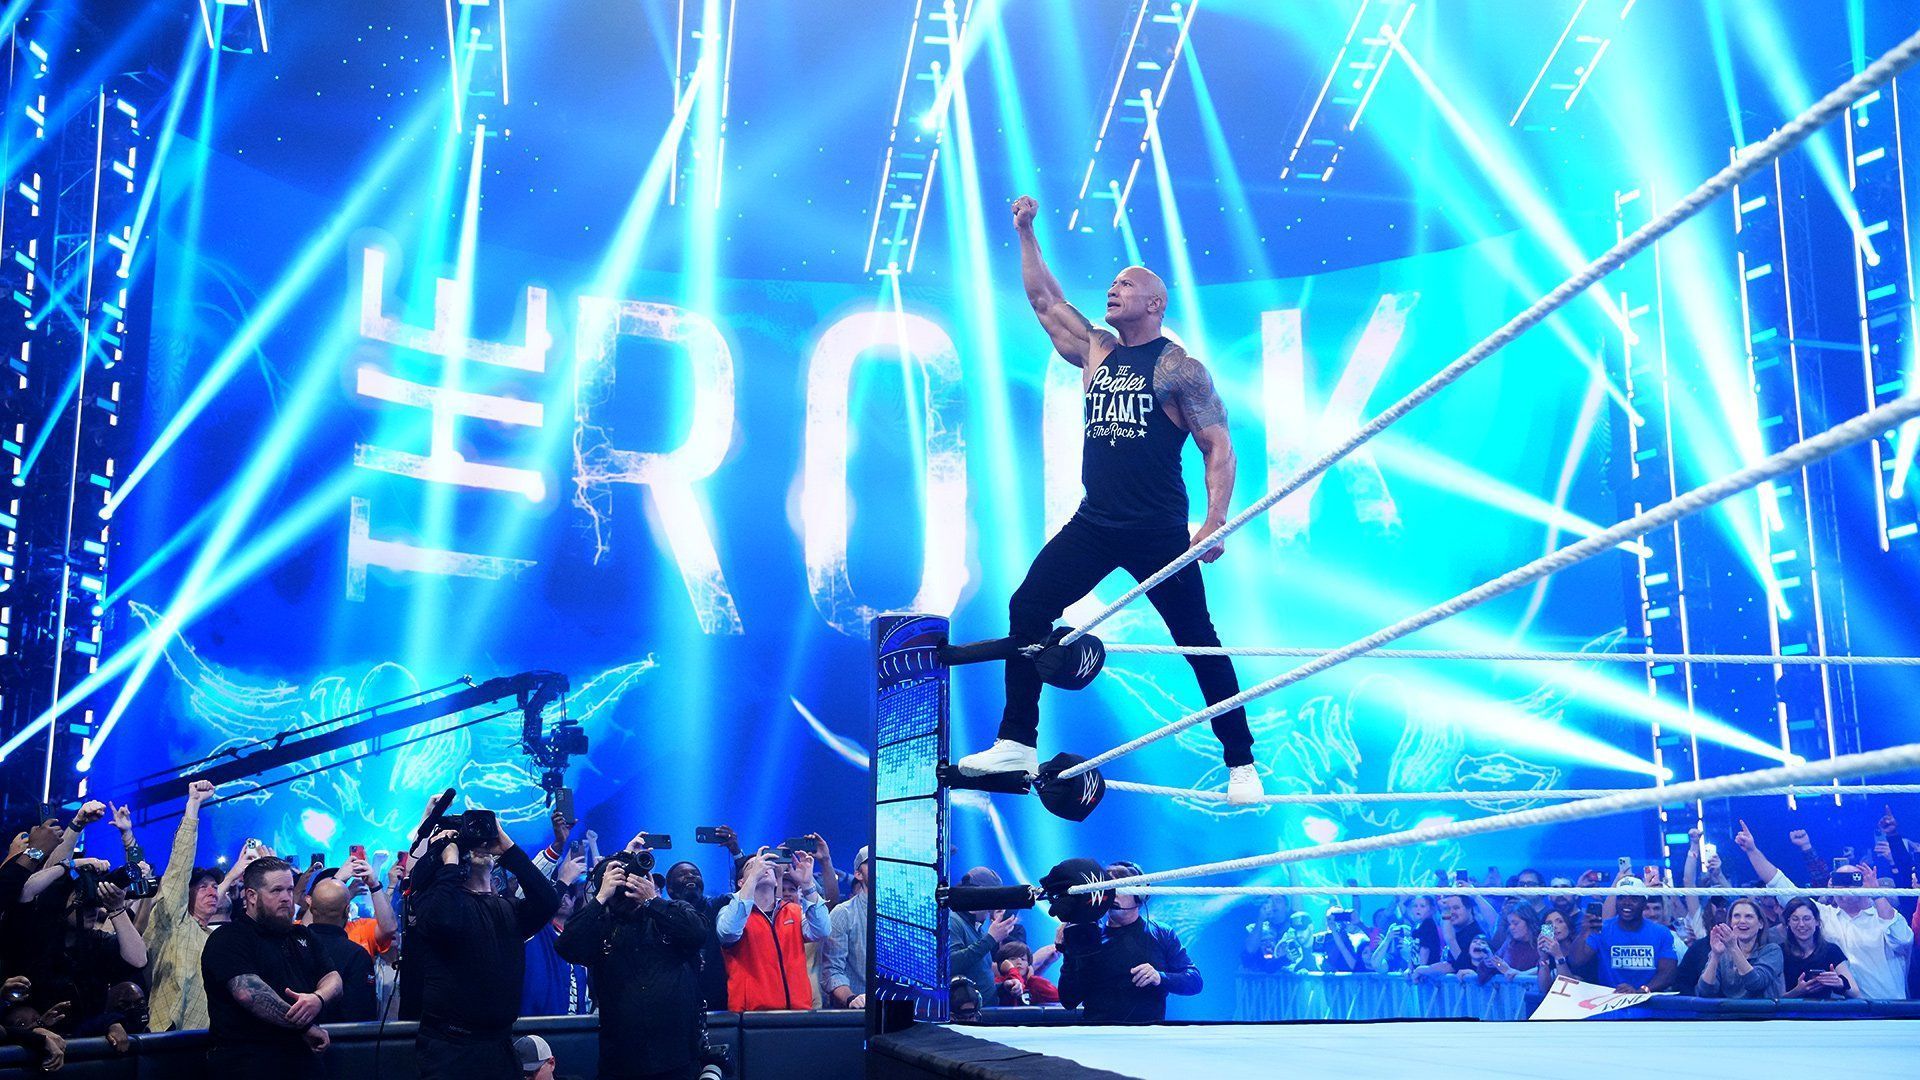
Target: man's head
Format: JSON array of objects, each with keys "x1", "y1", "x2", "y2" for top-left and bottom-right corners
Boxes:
[
  {"x1": 514, "y1": 1034, "x2": 556, "y2": 1080},
  {"x1": 1643, "y1": 896, "x2": 1668, "y2": 924},
  {"x1": 1103, "y1": 266, "x2": 1168, "y2": 335},
  {"x1": 1829, "y1": 864, "x2": 1872, "y2": 915},
  {"x1": 665, "y1": 861, "x2": 705, "y2": 905},
  {"x1": 189, "y1": 868, "x2": 224, "y2": 922},
  {"x1": 853, "y1": 845, "x2": 871, "y2": 893},
  {"x1": 242, "y1": 857, "x2": 298, "y2": 930},
  {"x1": 307, "y1": 877, "x2": 352, "y2": 928},
  {"x1": 960, "y1": 867, "x2": 1003, "y2": 925},
  {"x1": 1700, "y1": 895, "x2": 1730, "y2": 929},
  {"x1": 736, "y1": 853, "x2": 779, "y2": 895},
  {"x1": 1613, "y1": 877, "x2": 1648, "y2": 924},
  {"x1": 1105, "y1": 861, "x2": 1145, "y2": 927},
  {"x1": 1515, "y1": 868, "x2": 1544, "y2": 890},
  {"x1": 1439, "y1": 894, "x2": 1473, "y2": 928}
]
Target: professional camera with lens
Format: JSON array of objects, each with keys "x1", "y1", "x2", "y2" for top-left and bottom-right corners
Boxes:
[
  {"x1": 429, "y1": 808, "x2": 499, "y2": 850},
  {"x1": 606, "y1": 848, "x2": 655, "y2": 878},
  {"x1": 75, "y1": 862, "x2": 157, "y2": 905}
]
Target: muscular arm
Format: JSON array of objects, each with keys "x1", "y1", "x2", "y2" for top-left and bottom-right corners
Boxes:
[
  {"x1": 227, "y1": 974, "x2": 303, "y2": 1027},
  {"x1": 1158, "y1": 345, "x2": 1235, "y2": 531},
  {"x1": 1016, "y1": 218, "x2": 1112, "y2": 367}
]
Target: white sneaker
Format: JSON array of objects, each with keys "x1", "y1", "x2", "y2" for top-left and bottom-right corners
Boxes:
[
  {"x1": 955, "y1": 739, "x2": 1040, "y2": 778},
  {"x1": 1226, "y1": 764, "x2": 1265, "y2": 805}
]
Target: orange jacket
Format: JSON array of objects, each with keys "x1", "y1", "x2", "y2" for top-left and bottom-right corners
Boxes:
[{"x1": 722, "y1": 901, "x2": 812, "y2": 1011}]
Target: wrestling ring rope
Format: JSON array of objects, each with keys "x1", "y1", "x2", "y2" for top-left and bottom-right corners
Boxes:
[
  {"x1": 1079, "y1": 743, "x2": 1920, "y2": 894},
  {"x1": 1102, "y1": 780, "x2": 1920, "y2": 805},
  {"x1": 924, "y1": 24, "x2": 1920, "y2": 936},
  {"x1": 1053, "y1": 23, "x2": 1920, "y2": 656},
  {"x1": 1103, "y1": 644, "x2": 1920, "y2": 666}
]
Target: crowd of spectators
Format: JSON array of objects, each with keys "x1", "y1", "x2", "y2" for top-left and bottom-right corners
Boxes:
[
  {"x1": 0, "y1": 781, "x2": 879, "y2": 1076},
  {"x1": 8, "y1": 782, "x2": 1917, "y2": 1075},
  {"x1": 1239, "y1": 811, "x2": 1919, "y2": 1006}
]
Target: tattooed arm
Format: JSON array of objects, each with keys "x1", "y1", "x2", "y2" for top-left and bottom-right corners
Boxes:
[
  {"x1": 1012, "y1": 195, "x2": 1115, "y2": 367},
  {"x1": 227, "y1": 974, "x2": 302, "y2": 1027},
  {"x1": 226, "y1": 972, "x2": 341, "y2": 1028},
  {"x1": 1158, "y1": 345, "x2": 1235, "y2": 559}
]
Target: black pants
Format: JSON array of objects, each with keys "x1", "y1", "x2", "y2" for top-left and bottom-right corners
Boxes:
[
  {"x1": 999, "y1": 513, "x2": 1253, "y2": 766},
  {"x1": 417, "y1": 1027, "x2": 517, "y2": 1080}
]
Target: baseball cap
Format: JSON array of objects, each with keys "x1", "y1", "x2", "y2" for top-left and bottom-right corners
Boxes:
[
  {"x1": 854, "y1": 845, "x2": 871, "y2": 871},
  {"x1": 514, "y1": 1034, "x2": 553, "y2": 1074}
]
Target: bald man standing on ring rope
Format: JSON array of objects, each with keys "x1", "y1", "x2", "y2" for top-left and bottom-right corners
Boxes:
[{"x1": 956, "y1": 194, "x2": 1261, "y2": 804}]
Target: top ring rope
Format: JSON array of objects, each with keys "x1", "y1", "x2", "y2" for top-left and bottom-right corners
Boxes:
[
  {"x1": 1103, "y1": 644, "x2": 1920, "y2": 666},
  {"x1": 1074, "y1": 742, "x2": 1920, "y2": 894},
  {"x1": 1102, "y1": 780, "x2": 1920, "y2": 805},
  {"x1": 1054, "y1": 23, "x2": 1920, "y2": 654},
  {"x1": 1110, "y1": 885, "x2": 1920, "y2": 899},
  {"x1": 1061, "y1": 389, "x2": 1920, "y2": 782}
]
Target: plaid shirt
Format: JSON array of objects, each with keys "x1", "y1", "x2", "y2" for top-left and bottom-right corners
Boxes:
[{"x1": 142, "y1": 809, "x2": 211, "y2": 1032}]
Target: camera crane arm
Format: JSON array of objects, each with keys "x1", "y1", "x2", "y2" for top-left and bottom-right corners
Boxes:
[{"x1": 116, "y1": 670, "x2": 572, "y2": 813}]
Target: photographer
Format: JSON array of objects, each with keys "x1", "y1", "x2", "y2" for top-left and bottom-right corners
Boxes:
[
  {"x1": 44, "y1": 859, "x2": 147, "y2": 1034},
  {"x1": 1056, "y1": 862, "x2": 1201, "y2": 1022},
  {"x1": 717, "y1": 849, "x2": 829, "y2": 1011},
  {"x1": 409, "y1": 810, "x2": 559, "y2": 1078},
  {"x1": 6, "y1": 803, "x2": 113, "y2": 1002},
  {"x1": 556, "y1": 852, "x2": 708, "y2": 1079},
  {"x1": 199, "y1": 857, "x2": 341, "y2": 1075}
]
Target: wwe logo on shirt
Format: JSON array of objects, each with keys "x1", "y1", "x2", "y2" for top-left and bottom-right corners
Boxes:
[{"x1": 1609, "y1": 944, "x2": 1656, "y2": 972}]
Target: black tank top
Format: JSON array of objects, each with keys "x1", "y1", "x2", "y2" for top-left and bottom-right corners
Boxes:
[{"x1": 1078, "y1": 337, "x2": 1189, "y2": 529}]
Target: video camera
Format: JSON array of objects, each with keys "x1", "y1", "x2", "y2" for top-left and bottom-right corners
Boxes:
[
  {"x1": 429, "y1": 808, "x2": 499, "y2": 851},
  {"x1": 76, "y1": 862, "x2": 157, "y2": 905}
]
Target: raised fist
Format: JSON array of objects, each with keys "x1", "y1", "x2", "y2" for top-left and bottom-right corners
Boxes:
[{"x1": 1011, "y1": 195, "x2": 1038, "y2": 230}]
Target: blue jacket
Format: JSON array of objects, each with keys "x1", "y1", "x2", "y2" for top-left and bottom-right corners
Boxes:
[{"x1": 521, "y1": 921, "x2": 593, "y2": 1017}]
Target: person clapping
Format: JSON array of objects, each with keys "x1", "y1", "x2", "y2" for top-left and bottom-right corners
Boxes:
[{"x1": 1693, "y1": 898, "x2": 1783, "y2": 999}]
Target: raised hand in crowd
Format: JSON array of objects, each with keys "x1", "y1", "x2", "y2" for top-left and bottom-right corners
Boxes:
[
  {"x1": 1733, "y1": 819, "x2": 1755, "y2": 852},
  {"x1": 558, "y1": 848, "x2": 588, "y2": 887}
]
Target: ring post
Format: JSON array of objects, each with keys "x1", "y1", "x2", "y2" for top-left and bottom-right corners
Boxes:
[{"x1": 868, "y1": 612, "x2": 952, "y2": 1034}]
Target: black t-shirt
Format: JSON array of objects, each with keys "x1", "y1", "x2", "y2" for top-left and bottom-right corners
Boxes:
[
  {"x1": 1440, "y1": 921, "x2": 1486, "y2": 970},
  {"x1": 1674, "y1": 938, "x2": 1713, "y2": 995},
  {"x1": 307, "y1": 923, "x2": 377, "y2": 1023},
  {"x1": 1782, "y1": 940, "x2": 1852, "y2": 999},
  {"x1": 200, "y1": 911, "x2": 336, "y2": 1050},
  {"x1": 45, "y1": 928, "x2": 137, "y2": 1029},
  {"x1": 1413, "y1": 920, "x2": 1444, "y2": 966}
]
